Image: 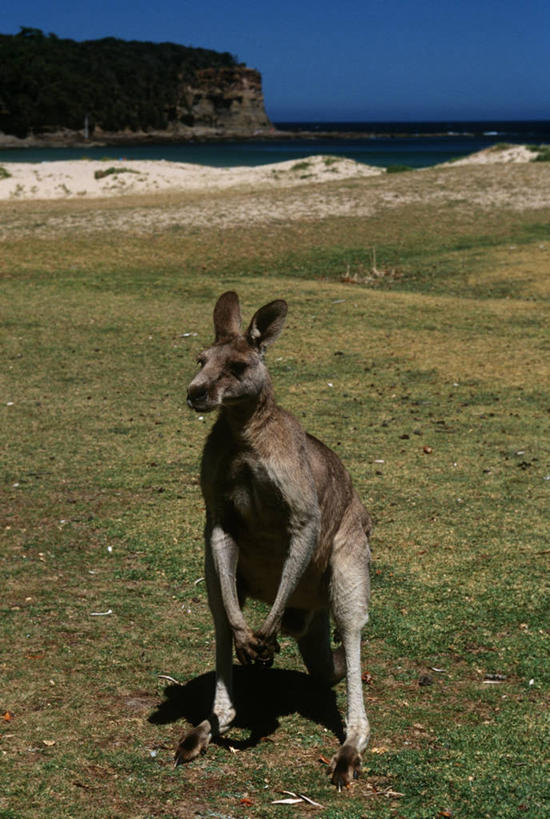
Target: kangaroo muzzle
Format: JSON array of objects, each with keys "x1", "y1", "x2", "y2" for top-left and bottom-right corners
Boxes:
[{"x1": 186, "y1": 384, "x2": 210, "y2": 411}]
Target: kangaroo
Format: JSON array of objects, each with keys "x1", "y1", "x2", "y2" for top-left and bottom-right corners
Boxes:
[{"x1": 177, "y1": 291, "x2": 372, "y2": 788}]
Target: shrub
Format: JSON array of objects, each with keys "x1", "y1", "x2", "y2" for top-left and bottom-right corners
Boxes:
[
  {"x1": 386, "y1": 164, "x2": 414, "y2": 174},
  {"x1": 94, "y1": 166, "x2": 139, "y2": 180},
  {"x1": 528, "y1": 144, "x2": 550, "y2": 162}
]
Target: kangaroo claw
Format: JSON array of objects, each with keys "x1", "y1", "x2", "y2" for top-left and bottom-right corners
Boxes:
[
  {"x1": 328, "y1": 744, "x2": 362, "y2": 789},
  {"x1": 253, "y1": 634, "x2": 280, "y2": 667},
  {"x1": 234, "y1": 630, "x2": 262, "y2": 666}
]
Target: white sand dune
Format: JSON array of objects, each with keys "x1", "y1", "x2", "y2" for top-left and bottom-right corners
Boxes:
[
  {"x1": 440, "y1": 144, "x2": 536, "y2": 166},
  {"x1": 0, "y1": 154, "x2": 383, "y2": 201},
  {"x1": 0, "y1": 144, "x2": 541, "y2": 202}
]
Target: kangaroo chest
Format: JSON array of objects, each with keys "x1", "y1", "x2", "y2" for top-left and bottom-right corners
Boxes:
[
  {"x1": 226, "y1": 453, "x2": 331, "y2": 607},
  {"x1": 224, "y1": 453, "x2": 289, "y2": 536},
  {"x1": 202, "y1": 428, "x2": 330, "y2": 608}
]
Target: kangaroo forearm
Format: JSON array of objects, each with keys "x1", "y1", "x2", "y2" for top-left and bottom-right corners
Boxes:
[
  {"x1": 207, "y1": 526, "x2": 249, "y2": 633},
  {"x1": 259, "y1": 520, "x2": 319, "y2": 636}
]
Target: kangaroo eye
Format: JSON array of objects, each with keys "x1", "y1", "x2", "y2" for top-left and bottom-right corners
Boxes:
[
  {"x1": 196, "y1": 356, "x2": 206, "y2": 369},
  {"x1": 229, "y1": 360, "x2": 247, "y2": 377}
]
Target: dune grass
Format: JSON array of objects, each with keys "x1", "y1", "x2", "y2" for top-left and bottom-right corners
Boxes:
[
  {"x1": 93, "y1": 166, "x2": 140, "y2": 180},
  {"x1": 1, "y1": 168, "x2": 549, "y2": 818},
  {"x1": 527, "y1": 144, "x2": 550, "y2": 162}
]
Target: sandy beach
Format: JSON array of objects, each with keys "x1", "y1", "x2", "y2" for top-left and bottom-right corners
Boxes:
[
  {"x1": 0, "y1": 154, "x2": 384, "y2": 201},
  {"x1": 0, "y1": 144, "x2": 539, "y2": 202}
]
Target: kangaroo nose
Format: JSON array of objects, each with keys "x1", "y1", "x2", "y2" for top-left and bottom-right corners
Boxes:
[{"x1": 187, "y1": 386, "x2": 208, "y2": 409}]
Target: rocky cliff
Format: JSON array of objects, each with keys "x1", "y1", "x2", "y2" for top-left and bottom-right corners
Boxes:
[
  {"x1": 176, "y1": 67, "x2": 272, "y2": 131},
  {"x1": 0, "y1": 30, "x2": 273, "y2": 146}
]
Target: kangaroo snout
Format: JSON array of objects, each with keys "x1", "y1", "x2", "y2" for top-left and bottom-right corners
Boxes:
[{"x1": 186, "y1": 384, "x2": 210, "y2": 411}]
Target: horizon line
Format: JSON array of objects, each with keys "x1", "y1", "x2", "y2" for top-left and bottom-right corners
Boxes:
[{"x1": 270, "y1": 116, "x2": 550, "y2": 124}]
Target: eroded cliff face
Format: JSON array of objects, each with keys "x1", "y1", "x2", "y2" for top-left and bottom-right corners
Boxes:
[{"x1": 176, "y1": 67, "x2": 272, "y2": 131}]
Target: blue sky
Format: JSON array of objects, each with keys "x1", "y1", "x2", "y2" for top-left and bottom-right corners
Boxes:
[{"x1": 3, "y1": 0, "x2": 550, "y2": 121}]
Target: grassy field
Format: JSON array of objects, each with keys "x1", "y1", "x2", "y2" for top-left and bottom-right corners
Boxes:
[{"x1": 1, "y1": 164, "x2": 549, "y2": 818}]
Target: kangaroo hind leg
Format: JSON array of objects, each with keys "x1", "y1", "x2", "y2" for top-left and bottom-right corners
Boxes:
[
  {"x1": 328, "y1": 532, "x2": 371, "y2": 788},
  {"x1": 297, "y1": 609, "x2": 346, "y2": 687},
  {"x1": 175, "y1": 550, "x2": 237, "y2": 765}
]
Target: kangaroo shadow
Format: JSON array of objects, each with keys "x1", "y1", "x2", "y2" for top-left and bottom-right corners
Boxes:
[{"x1": 149, "y1": 665, "x2": 345, "y2": 750}]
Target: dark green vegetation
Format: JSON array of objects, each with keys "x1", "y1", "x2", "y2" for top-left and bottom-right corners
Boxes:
[
  {"x1": 93, "y1": 167, "x2": 140, "y2": 181},
  {"x1": 0, "y1": 28, "x2": 237, "y2": 137},
  {"x1": 385, "y1": 164, "x2": 414, "y2": 174},
  {"x1": 1, "y1": 167, "x2": 549, "y2": 817},
  {"x1": 528, "y1": 144, "x2": 550, "y2": 162}
]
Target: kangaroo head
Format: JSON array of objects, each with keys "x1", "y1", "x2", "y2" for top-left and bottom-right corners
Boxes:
[{"x1": 187, "y1": 291, "x2": 288, "y2": 413}]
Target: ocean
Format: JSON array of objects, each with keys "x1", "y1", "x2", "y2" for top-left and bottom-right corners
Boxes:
[{"x1": 1, "y1": 120, "x2": 549, "y2": 169}]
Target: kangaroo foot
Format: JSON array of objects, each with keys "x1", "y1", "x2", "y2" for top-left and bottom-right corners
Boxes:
[
  {"x1": 174, "y1": 719, "x2": 212, "y2": 766},
  {"x1": 328, "y1": 743, "x2": 362, "y2": 790}
]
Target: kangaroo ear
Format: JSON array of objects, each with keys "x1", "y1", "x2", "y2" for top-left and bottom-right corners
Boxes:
[
  {"x1": 213, "y1": 291, "x2": 242, "y2": 341},
  {"x1": 246, "y1": 299, "x2": 288, "y2": 351}
]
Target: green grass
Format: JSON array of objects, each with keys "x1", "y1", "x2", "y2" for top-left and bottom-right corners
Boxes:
[
  {"x1": 1, "y1": 168, "x2": 549, "y2": 817},
  {"x1": 0, "y1": 165, "x2": 12, "y2": 179},
  {"x1": 385, "y1": 164, "x2": 414, "y2": 173}
]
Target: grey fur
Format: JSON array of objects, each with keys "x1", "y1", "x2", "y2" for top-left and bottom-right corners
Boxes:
[{"x1": 176, "y1": 292, "x2": 372, "y2": 788}]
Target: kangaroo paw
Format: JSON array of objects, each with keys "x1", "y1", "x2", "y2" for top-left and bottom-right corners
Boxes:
[
  {"x1": 174, "y1": 719, "x2": 212, "y2": 766},
  {"x1": 253, "y1": 633, "x2": 280, "y2": 668},
  {"x1": 328, "y1": 744, "x2": 362, "y2": 790},
  {"x1": 234, "y1": 631, "x2": 262, "y2": 666}
]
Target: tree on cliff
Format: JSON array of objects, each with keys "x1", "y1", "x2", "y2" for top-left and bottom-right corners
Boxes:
[{"x1": 0, "y1": 28, "x2": 239, "y2": 137}]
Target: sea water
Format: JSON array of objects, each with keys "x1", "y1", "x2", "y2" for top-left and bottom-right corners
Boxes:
[{"x1": 0, "y1": 120, "x2": 549, "y2": 168}]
